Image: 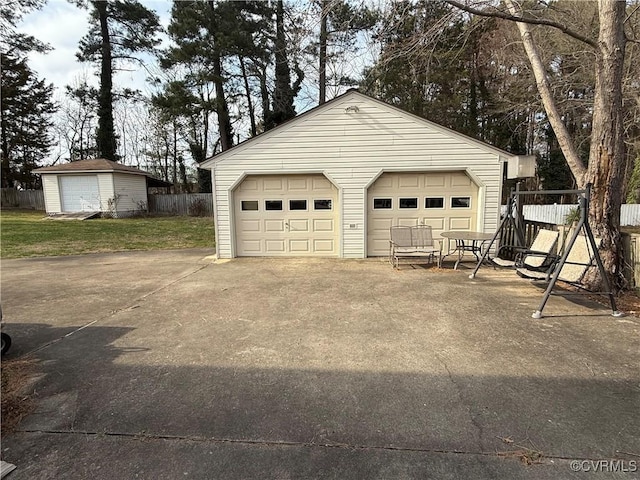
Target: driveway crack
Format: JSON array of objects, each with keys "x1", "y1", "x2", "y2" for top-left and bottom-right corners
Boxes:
[
  {"x1": 434, "y1": 352, "x2": 485, "y2": 452},
  {"x1": 16, "y1": 428, "x2": 632, "y2": 465}
]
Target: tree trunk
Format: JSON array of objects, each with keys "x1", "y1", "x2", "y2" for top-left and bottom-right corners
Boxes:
[
  {"x1": 208, "y1": 0, "x2": 233, "y2": 151},
  {"x1": 212, "y1": 52, "x2": 233, "y2": 151},
  {"x1": 172, "y1": 120, "x2": 178, "y2": 185},
  {"x1": 239, "y1": 56, "x2": 257, "y2": 137},
  {"x1": 319, "y1": 0, "x2": 328, "y2": 105},
  {"x1": 95, "y1": 1, "x2": 117, "y2": 161},
  {"x1": 584, "y1": 0, "x2": 627, "y2": 288},
  {"x1": 505, "y1": 0, "x2": 586, "y2": 185},
  {"x1": 268, "y1": 0, "x2": 296, "y2": 129},
  {"x1": 258, "y1": 63, "x2": 270, "y2": 128}
]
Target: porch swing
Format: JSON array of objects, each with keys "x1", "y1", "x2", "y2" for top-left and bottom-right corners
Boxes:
[{"x1": 469, "y1": 183, "x2": 622, "y2": 319}]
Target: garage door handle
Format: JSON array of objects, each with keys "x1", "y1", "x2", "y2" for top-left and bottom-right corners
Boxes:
[{"x1": 285, "y1": 221, "x2": 289, "y2": 231}]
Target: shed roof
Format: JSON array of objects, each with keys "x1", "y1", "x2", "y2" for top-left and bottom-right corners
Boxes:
[{"x1": 34, "y1": 158, "x2": 150, "y2": 175}]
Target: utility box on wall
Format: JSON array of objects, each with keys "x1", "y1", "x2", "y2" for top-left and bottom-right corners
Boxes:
[{"x1": 507, "y1": 155, "x2": 536, "y2": 179}]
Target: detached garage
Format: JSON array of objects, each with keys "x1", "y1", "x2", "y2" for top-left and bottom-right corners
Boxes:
[
  {"x1": 201, "y1": 90, "x2": 515, "y2": 259},
  {"x1": 34, "y1": 158, "x2": 168, "y2": 218}
]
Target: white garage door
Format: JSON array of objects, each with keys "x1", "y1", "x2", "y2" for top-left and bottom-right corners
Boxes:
[
  {"x1": 60, "y1": 175, "x2": 101, "y2": 212},
  {"x1": 367, "y1": 171, "x2": 478, "y2": 256},
  {"x1": 234, "y1": 174, "x2": 339, "y2": 256}
]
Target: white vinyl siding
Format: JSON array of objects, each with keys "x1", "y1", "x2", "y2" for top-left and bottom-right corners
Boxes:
[
  {"x1": 97, "y1": 173, "x2": 114, "y2": 211},
  {"x1": 42, "y1": 174, "x2": 61, "y2": 213},
  {"x1": 209, "y1": 91, "x2": 504, "y2": 258},
  {"x1": 112, "y1": 173, "x2": 147, "y2": 214}
]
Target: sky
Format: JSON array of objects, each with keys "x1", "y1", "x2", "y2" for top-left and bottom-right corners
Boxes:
[{"x1": 18, "y1": 0, "x2": 172, "y2": 96}]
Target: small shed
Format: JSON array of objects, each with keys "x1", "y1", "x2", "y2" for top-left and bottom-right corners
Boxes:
[
  {"x1": 201, "y1": 90, "x2": 518, "y2": 258},
  {"x1": 34, "y1": 159, "x2": 169, "y2": 217}
]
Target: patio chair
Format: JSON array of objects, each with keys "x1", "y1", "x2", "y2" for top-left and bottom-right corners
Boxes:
[
  {"x1": 389, "y1": 225, "x2": 441, "y2": 269},
  {"x1": 493, "y1": 228, "x2": 559, "y2": 273}
]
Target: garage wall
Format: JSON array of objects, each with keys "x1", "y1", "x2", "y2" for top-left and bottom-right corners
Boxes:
[
  {"x1": 210, "y1": 91, "x2": 504, "y2": 258},
  {"x1": 112, "y1": 173, "x2": 147, "y2": 215},
  {"x1": 42, "y1": 174, "x2": 61, "y2": 213},
  {"x1": 97, "y1": 173, "x2": 114, "y2": 211}
]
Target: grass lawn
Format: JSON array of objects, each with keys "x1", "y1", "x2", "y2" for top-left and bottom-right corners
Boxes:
[{"x1": 1, "y1": 210, "x2": 215, "y2": 258}]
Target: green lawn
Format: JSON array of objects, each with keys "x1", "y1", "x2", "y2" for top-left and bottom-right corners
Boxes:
[{"x1": 1, "y1": 210, "x2": 215, "y2": 258}]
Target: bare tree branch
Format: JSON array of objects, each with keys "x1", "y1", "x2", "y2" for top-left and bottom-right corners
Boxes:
[{"x1": 444, "y1": 0, "x2": 598, "y2": 48}]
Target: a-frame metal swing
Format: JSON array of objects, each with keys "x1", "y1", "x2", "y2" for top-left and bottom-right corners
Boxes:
[{"x1": 469, "y1": 183, "x2": 622, "y2": 319}]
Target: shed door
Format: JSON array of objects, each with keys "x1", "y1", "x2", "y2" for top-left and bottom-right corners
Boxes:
[
  {"x1": 234, "y1": 174, "x2": 339, "y2": 256},
  {"x1": 60, "y1": 175, "x2": 101, "y2": 212},
  {"x1": 367, "y1": 172, "x2": 478, "y2": 256}
]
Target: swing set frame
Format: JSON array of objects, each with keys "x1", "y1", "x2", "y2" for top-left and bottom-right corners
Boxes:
[{"x1": 469, "y1": 183, "x2": 622, "y2": 319}]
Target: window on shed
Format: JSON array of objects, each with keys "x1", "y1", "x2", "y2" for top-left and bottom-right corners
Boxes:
[
  {"x1": 399, "y1": 198, "x2": 418, "y2": 209},
  {"x1": 265, "y1": 200, "x2": 283, "y2": 211},
  {"x1": 373, "y1": 198, "x2": 392, "y2": 209}
]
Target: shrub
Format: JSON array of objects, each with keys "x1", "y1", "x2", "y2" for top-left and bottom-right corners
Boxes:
[{"x1": 188, "y1": 197, "x2": 210, "y2": 217}]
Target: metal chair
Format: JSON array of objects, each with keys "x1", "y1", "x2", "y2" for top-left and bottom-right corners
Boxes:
[{"x1": 389, "y1": 225, "x2": 441, "y2": 269}]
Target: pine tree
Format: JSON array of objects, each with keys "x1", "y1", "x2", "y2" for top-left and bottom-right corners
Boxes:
[
  {"x1": 1, "y1": 55, "x2": 56, "y2": 188},
  {"x1": 76, "y1": 0, "x2": 161, "y2": 161}
]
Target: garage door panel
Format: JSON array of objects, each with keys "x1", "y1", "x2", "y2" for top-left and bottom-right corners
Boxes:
[
  {"x1": 375, "y1": 176, "x2": 393, "y2": 188},
  {"x1": 287, "y1": 178, "x2": 308, "y2": 190},
  {"x1": 264, "y1": 220, "x2": 285, "y2": 232},
  {"x1": 312, "y1": 177, "x2": 332, "y2": 190},
  {"x1": 235, "y1": 174, "x2": 338, "y2": 256},
  {"x1": 240, "y1": 219, "x2": 261, "y2": 232},
  {"x1": 449, "y1": 217, "x2": 471, "y2": 230},
  {"x1": 371, "y1": 239, "x2": 390, "y2": 253},
  {"x1": 367, "y1": 172, "x2": 478, "y2": 256},
  {"x1": 289, "y1": 239, "x2": 310, "y2": 252},
  {"x1": 399, "y1": 176, "x2": 419, "y2": 188},
  {"x1": 370, "y1": 217, "x2": 393, "y2": 232},
  {"x1": 313, "y1": 239, "x2": 334, "y2": 252},
  {"x1": 423, "y1": 217, "x2": 445, "y2": 230},
  {"x1": 451, "y1": 175, "x2": 472, "y2": 187},
  {"x1": 265, "y1": 240, "x2": 286, "y2": 252},
  {"x1": 239, "y1": 240, "x2": 262, "y2": 254},
  {"x1": 398, "y1": 217, "x2": 419, "y2": 226},
  {"x1": 264, "y1": 178, "x2": 283, "y2": 191},
  {"x1": 240, "y1": 179, "x2": 259, "y2": 191},
  {"x1": 313, "y1": 219, "x2": 334, "y2": 232},
  {"x1": 425, "y1": 175, "x2": 446, "y2": 187},
  {"x1": 289, "y1": 219, "x2": 309, "y2": 232}
]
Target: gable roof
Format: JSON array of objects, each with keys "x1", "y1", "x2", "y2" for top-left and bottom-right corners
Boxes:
[
  {"x1": 200, "y1": 89, "x2": 513, "y2": 169},
  {"x1": 34, "y1": 158, "x2": 150, "y2": 176}
]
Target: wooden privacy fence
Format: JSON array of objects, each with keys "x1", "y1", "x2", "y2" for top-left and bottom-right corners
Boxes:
[
  {"x1": 1, "y1": 188, "x2": 45, "y2": 210},
  {"x1": 147, "y1": 193, "x2": 213, "y2": 216},
  {"x1": 499, "y1": 219, "x2": 558, "y2": 261}
]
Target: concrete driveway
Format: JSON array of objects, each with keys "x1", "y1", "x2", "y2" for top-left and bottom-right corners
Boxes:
[{"x1": 1, "y1": 250, "x2": 639, "y2": 479}]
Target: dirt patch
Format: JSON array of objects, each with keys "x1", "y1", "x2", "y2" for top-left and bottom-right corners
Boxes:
[{"x1": 1, "y1": 357, "x2": 38, "y2": 434}]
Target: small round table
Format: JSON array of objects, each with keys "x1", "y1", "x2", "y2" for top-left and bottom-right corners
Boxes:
[{"x1": 440, "y1": 231, "x2": 493, "y2": 270}]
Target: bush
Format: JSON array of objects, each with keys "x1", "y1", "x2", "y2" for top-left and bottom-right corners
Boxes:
[{"x1": 188, "y1": 198, "x2": 210, "y2": 217}]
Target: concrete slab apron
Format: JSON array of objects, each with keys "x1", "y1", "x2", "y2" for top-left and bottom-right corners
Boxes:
[{"x1": 3, "y1": 256, "x2": 639, "y2": 479}]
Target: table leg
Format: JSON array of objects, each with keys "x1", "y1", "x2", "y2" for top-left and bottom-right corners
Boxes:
[{"x1": 454, "y1": 239, "x2": 464, "y2": 270}]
